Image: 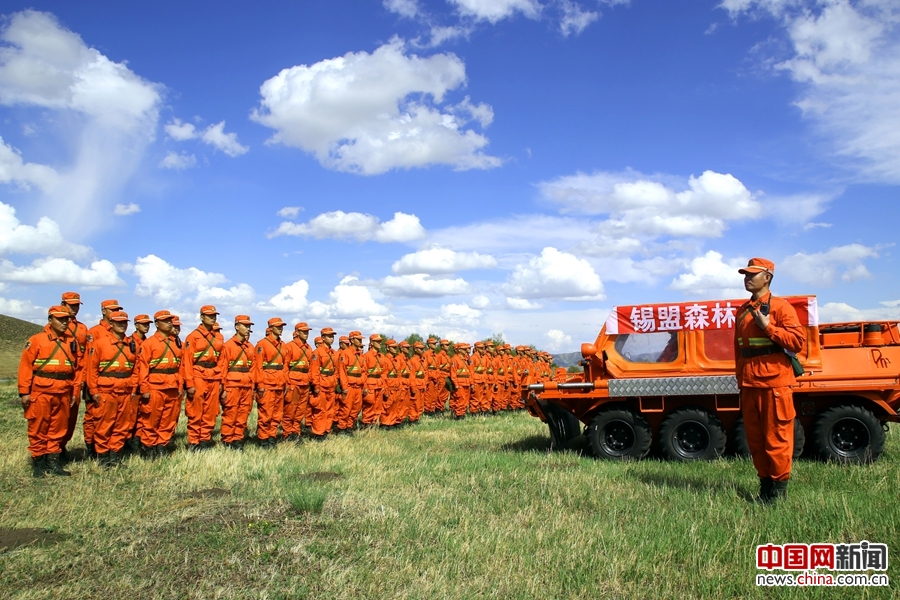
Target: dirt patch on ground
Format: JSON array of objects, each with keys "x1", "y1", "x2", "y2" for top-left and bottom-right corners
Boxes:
[
  {"x1": 183, "y1": 487, "x2": 231, "y2": 499},
  {"x1": 299, "y1": 471, "x2": 344, "y2": 482},
  {"x1": 0, "y1": 528, "x2": 67, "y2": 552}
]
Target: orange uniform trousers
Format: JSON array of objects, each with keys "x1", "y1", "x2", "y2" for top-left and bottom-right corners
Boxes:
[
  {"x1": 62, "y1": 395, "x2": 81, "y2": 449},
  {"x1": 25, "y1": 391, "x2": 71, "y2": 458},
  {"x1": 741, "y1": 386, "x2": 795, "y2": 481},
  {"x1": 256, "y1": 388, "x2": 285, "y2": 441},
  {"x1": 309, "y1": 387, "x2": 336, "y2": 436},
  {"x1": 450, "y1": 383, "x2": 471, "y2": 417},
  {"x1": 186, "y1": 378, "x2": 220, "y2": 445},
  {"x1": 82, "y1": 395, "x2": 105, "y2": 446},
  {"x1": 93, "y1": 391, "x2": 139, "y2": 454},
  {"x1": 471, "y1": 381, "x2": 488, "y2": 413},
  {"x1": 221, "y1": 386, "x2": 254, "y2": 443},
  {"x1": 282, "y1": 385, "x2": 309, "y2": 437},
  {"x1": 361, "y1": 382, "x2": 384, "y2": 425},
  {"x1": 433, "y1": 378, "x2": 450, "y2": 412},
  {"x1": 409, "y1": 380, "x2": 426, "y2": 422},
  {"x1": 491, "y1": 384, "x2": 507, "y2": 412},
  {"x1": 137, "y1": 388, "x2": 181, "y2": 447},
  {"x1": 338, "y1": 384, "x2": 363, "y2": 430},
  {"x1": 381, "y1": 379, "x2": 400, "y2": 426}
]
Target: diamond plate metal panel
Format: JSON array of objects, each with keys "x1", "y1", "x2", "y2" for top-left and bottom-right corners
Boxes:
[{"x1": 608, "y1": 376, "x2": 738, "y2": 397}]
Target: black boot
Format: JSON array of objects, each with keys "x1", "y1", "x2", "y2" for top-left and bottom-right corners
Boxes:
[
  {"x1": 140, "y1": 442, "x2": 154, "y2": 459},
  {"x1": 109, "y1": 450, "x2": 127, "y2": 468},
  {"x1": 32, "y1": 455, "x2": 49, "y2": 478},
  {"x1": 769, "y1": 480, "x2": 789, "y2": 503},
  {"x1": 755, "y1": 477, "x2": 773, "y2": 503},
  {"x1": 47, "y1": 453, "x2": 72, "y2": 476},
  {"x1": 96, "y1": 451, "x2": 110, "y2": 468}
]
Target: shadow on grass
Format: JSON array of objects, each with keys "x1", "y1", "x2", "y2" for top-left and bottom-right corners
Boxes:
[
  {"x1": 501, "y1": 435, "x2": 552, "y2": 453},
  {"x1": 635, "y1": 472, "x2": 755, "y2": 501}
]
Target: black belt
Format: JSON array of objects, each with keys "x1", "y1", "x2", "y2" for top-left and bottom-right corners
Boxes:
[
  {"x1": 289, "y1": 368, "x2": 309, "y2": 373},
  {"x1": 262, "y1": 365, "x2": 284, "y2": 370},
  {"x1": 99, "y1": 372, "x2": 133, "y2": 379},
  {"x1": 741, "y1": 346, "x2": 781, "y2": 358},
  {"x1": 228, "y1": 367, "x2": 250, "y2": 373},
  {"x1": 195, "y1": 361, "x2": 217, "y2": 368},
  {"x1": 149, "y1": 367, "x2": 179, "y2": 374},
  {"x1": 36, "y1": 372, "x2": 74, "y2": 381}
]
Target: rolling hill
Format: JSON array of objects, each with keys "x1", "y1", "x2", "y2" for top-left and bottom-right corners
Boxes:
[{"x1": 0, "y1": 314, "x2": 43, "y2": 381}]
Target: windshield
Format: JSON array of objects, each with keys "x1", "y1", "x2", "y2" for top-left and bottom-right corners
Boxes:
[{"x1": 613, "y1": 332, "x2": 679, "y2": 363}]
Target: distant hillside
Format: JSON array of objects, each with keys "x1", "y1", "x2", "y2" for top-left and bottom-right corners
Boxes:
[
  {"x1": 551, "y1": 352, "x2": 582, "y2": 368},
  {"x1": 0, "y1": 314, "x2": 44, "y2": 381}
]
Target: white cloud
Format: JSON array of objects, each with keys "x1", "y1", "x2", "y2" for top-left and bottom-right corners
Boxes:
[
  {"x1": 251, "y1": 38, "x2": 501, "y2": 174},
  {"x1": 263, "y1": 279, "x2": 311, "y2": 313},
  {"x1": 381, "y1": 273, "x2": 472, "y2": 297},
  {"x1": 668, "y1": 250, "x2": 747, "y2": 298},
  {"x1": 429, "y1": 214, "x2": 594, "y2": 253},
  {"x1": 780, "y1": 243, "x2": 879, "y2": 285},
  {"x1": 507, "y1": 297, "x2": 544, "y2": 309},
  {"x1": 0, "y1": 10, "x2": 162, "y2": 234},
  {"x1": 818, "y1": 299, "x2": 900, "y2": 323},
  {"x1": 269, "y1": 210, "x2": 426, "y2": 243},
  {"x1": 559, "y1": 0, "x2": 598, "y2": 36},
  {"x1": 0, "y1": 136, "x2": 59, "y2": 192},
  {"x1": 539, "y1": 169, "x2": 761, "y2": 238},
  {"x1": 0, "y1": 201, "x2": 90, "y2": 258},
  {"x1": 503, "y1": 247, "x2": 605, "y2": 300},
  {"x1": 0, "y1": 257, "x2": 123, "y2": 286},
  {"x1": 159, "y1": 151, "x2": 197, "y2": 170},
  {"x1": 133, "y1": 254, "x2": 254, "y2": 309},
  {"x1": 307, "y1": 276, "x2": 390, "y2": 319},
  {"x1": 384, "y1": 0, "x2": 421, "y2": 18},
  {"x1": 723, "y1": 0, "x2": 900, "y2": 182},
  {"x1": 471, "y1": 294, "x2": 490, "y2": 308},
  {"x1": 762, "y1": 191, "x2": 839, "y2": 225},
  {"x1": 449, "y1": 0, "x2": 542, "y2": 23},
  {"x1": 391, "y1": 247, "x2": 497, "y2": 274},
  {"x1": 113, "y1": 202, "x2": 140, "y2": 216},
  {"x1": 164, "y1": 118, "x2": 248, "y2": 157},
  {"x1": 545, "y1": 328, "x2": 573, "y2": 351},
  {"x1": 277, "y1": 206, "x2": 302, "y2": 218},
  {"x1": 437, "y1": 302, "x2": 482, "y2": 327},
  {"x1": 0, "y1": 295, "x2": 41, "y2": 318}
]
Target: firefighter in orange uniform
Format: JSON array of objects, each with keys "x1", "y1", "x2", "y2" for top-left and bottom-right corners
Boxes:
[
  {"x1": 59, "y1": 292, "x2": 88, "y2": 459},
  {"x1": 83, "y1": 299, "x2": 122, "y2": 456},
  {"x1": 337, "y1": 330, "x2": 366, "y2": 434},
  {"x1": 217, "y1": 315, "x2": 256, "y2": 450},
  {"x1": 254, "y1": 317, "x2": 288, "y2": 448},
  {"x1": 483, "y1": 341, "x2": 496, "y2": 414},
  {"x1": 19, "y1": 306, "x2": 80, "y2": 477},
  {"x1": 381, "y1": 340, "x2": 401, "y2": 427},
  {"x1": 435, "y1": 339, "x2": 452, "y2": 414},
  {"x1": 136, "y1": 310, "x2": 182, "y2": 457},
  {"x1": 283, "y1": 322, "x2": 312, "y2": 441},
  {"x1": 735, "y1": 258, "x2": 805, "y2": 503},
  {"x1": 124, "y1": 314, "x2": 151, "y2": 451},
  {"x1": 449, "y1": 342, "x2": 472, "y2": 419},
  {"x1": 181, "y1": 305, "x2": 223, "y2": 451},
  {"x1": 397, "y1": 340, "x2": 413, "y2": 423},
  {"x1": 422, "y1": 337, "x2": 439, "y2": 415},
  {"x1": 470, "y1": 341, "x2": 487, "y2": 415},
  {"x1": 309, "y1": 327, "x2": 338, "y2": 439},
  {"x1": 408, "y1": 341, "x2": 427, "y2": 423},
  {"x1": 361, "y1": 334, "x2": 385, "y2": 426},
  {"x1": 85, "y1": 310, "x2": 137, "y2": 467}
]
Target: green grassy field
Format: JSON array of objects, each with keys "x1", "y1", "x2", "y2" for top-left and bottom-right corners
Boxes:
[
  {"x1": 0, "y1": 314, "x2": 42, "y2": 381},
  {"x1": 0, "y1": 382, "x2": 897, "y2": 599}
]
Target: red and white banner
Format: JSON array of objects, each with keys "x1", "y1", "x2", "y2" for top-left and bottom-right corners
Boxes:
[{"x1": 605, "y1": 296, "x2": 818, "y2": 335}]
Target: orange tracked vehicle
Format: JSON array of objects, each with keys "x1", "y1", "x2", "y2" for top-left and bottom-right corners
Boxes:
[{"x1": 526, "y1": 296, "x2": 900, "y2": 464}]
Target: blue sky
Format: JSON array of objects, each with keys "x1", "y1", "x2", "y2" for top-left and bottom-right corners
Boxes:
[{"x1": 1, "y1": 0, "x2": 898, "y2": 350}]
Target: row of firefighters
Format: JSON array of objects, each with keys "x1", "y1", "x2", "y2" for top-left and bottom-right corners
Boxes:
[{"x1": 19, "y1": 294, "x2": 557, "y2": 473}]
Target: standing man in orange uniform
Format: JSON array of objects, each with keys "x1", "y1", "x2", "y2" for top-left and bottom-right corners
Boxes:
[
  {"x1": 283, "y1": 322, "x2": 312, "y2": 442},
  {"x1": 470, "y1": 341, "x2": 487, "y2": 415},
  {"x1": 397, "y1": 340, "x2": 413, "y2": 424},
  {"x1": 361, "y1": 334, "x2": 385, "y2": 427},
  {"x1": 435, "y1": 340, "x2": 452, "y2": 414},
  {"x1": 735, "y1": 258, "x2": 805, "y2": 503},
  {"x1": 381, "y1": 340, "x2": 400, "y2": 427},
  {"x1": 18, "y1": 306, "x2": 80, "y2": 477},
  {"x1": 337, "y1": 330, "x2": 366, "y2": 434},
  {"x1": 217, "y1": 315, "x2": 256, "y2": 450},
  {"x1": 136, "y1": 310, "x2": 182, "y2": 457},
  {"x1": 449, "y1": 342, "x2": 472, "y2": 419},
  {"x1": 309, "y1": 327, "x2": 338, "y2": 439},
  {"x1": 254, "y1": 317, "x2": 288, "y2": 449},
  {"x1": 125, "y1": 314, "x2": 151, "y2": 452},
  {"x1": 83, "y1": 299, "x2": 122, "y2": 456},
  {"x1": 84, "y1": 310, "x2": 137, "y2": 468},
  {"x1": 59, "y1": 292, "x2": 88, "y2": 460},
  {"x1": 181, "y1": 305, "x2": 223, "y2": 451},
  {"x1": 408, "y1": 341, "x2": 427, "y2": 424},
  {"x1": 483, "y1": 341, "x2": 496, "y2": 414},
  {"x1": 422, "y1": 337, "x2": 439, "y2": 415}
]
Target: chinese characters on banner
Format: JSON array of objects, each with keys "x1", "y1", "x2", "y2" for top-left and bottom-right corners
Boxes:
[{"x1": 605, "y1": 296, "x2": 818, "y2": 335}]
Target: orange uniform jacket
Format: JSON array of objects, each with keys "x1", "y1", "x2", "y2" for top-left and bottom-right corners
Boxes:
[
  {"x1": 255, "y1": 334, "x2": 288, "y2": 390},
  {"x1": 435, "y1": 350, "x2": 451, "y2": 385},
  {"x1": 87, "y1": 321, "x2": 113, "y2": 345},
  {"x1": 86, "y1": 334, "x2": 138, "y2": 396},
  {"x1": 284, "y1": 340, "x2": 312, "y2": 387},
  {"x1": 67, "y1": 319, "x2": 89, "y2": 358},
  {"x1": 734, "y1": 292, "x2": 805, "y2": 389},
  {"x1": 339, "y1": 347, "x2": 367, "y2": 389},
  {"x1": 18, "y1": 326, "x2": 81, "y2": 395},
  {"x1": 218, "y1": 336, "x2": 256, "y2": 388},
  {"x1": 310, "y1": 345, "x2": 338, "y2": 390},
  {"x1": 408, "y1": 355, "x2": 427, "y2": 393},
  {"x1": 363, "y1": 348, "x2": 384, "y2": 389},
  {"x1": 181, "y1": 327, "x2": 224, "y2": 388},
  {"x1": 137, "y1": 332, "x2": 183, "y2": 394},
  {"x1": 423, "y1": 348, "x2": 438, "y2": 381},
  {"x1": 471, "y1": 353, "x2": 486, "y2": 383},
  {"x1": 450, "y1": 354, "x2": 471, "y2": 390}
]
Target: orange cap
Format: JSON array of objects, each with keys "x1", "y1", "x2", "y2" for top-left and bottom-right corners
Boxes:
[
  {"x1": 440, "y1": 339, "x2": 450, "y2": 345},
  {"x1": 268, "y1": 317, "x2": 286, "y2": 327},
  {"x1": 170, "y1": 315, "x2": 181, "y2": 326},
  {"x1": 134, "y1": 314, "x2": 151, "y2": 324},
  {"x1": 339, "y1": 336, "x2": 349, "y2": 343},
  {"x1": 399, "y1": 340, "x2": 410, "y2": 348},
  {"x1": 61, "y1": 291, "x2": 82, "y2": 305},
  {"x1": 212, "y1": 323, "x2": 222, "y2": 331},
  {"x1": 349, "y1": 330, "x2": 363, "y2": 339},
  {"x1": 101, "y1": 299, "x2": 122, "y2": 310},
  {"x1": 321, "y1": 327, "x2": 335, "y2": 336},
  {"x1": 738, "y1": 257, "x2": 775, "y2": 275},
  {"x1": 369, "y1": 334, "x2": 383, "y2": 342},
  {"x1": 386, "y1": 339, "x2": 398, "y2": 347},
  {"x1": 154, "y1": 310, "x2": 173, "y2": 321},
  {"x1": 294, "y1": 322, "x2": 311, "y2": 331},
  {"x1": 235, "y1": 315, "x2": 254, "y2": 325},
  {"x1": 200, "y1": 305, "x2": 218, "y2": 315},
  {"x1": 109, "y1": 310, "x2": 129, "y2": 322},
  {"x1": 474, "y1": 341, "x2": 484, "y2": 348},
  {"x1": 413, "y1": 341, "x2": 425, "y2": 349},
  {"x1": 48, "y1": 305, "x2": 70, "y2": 318},
  {"x1": 314, "y1": 336, "x2": 323, "y2": 344}
]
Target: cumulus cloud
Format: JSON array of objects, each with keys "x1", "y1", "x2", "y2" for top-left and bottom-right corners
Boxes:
[
  {"x1": 134, "y1": 254, "x2": 255, "y2": 309},
  {"x1": 471, "y1": 294, "x2": 490, "y2": 308},
  {"x1": 381, "y1": 273, "x2": 472, "y2": 297},
  {"x1": 0, "y1": 201, "x2": 91, "y2": 259},
  {"x1": 384, "y1": 0, "x2": 421, "y2": 18},
  {"x1": 269, "y1": 210, "x2": 426, "y2": 243},
  {"x1": 391, "y1": 247, "x2": 497, "y2": 274},
  {"x1": 164, "y1": 118, "x2": 248, "y2": 157},
  {"x1": 277, "y1": 206, "x2": 302, "y2": 218},
  {"x1": 723, "y1": 0, "x2": 900, "y2": 182},
  {"x1": 507, "y1": 297, "x2": 544, "y2": 310},
  {"x1": 545, "y1": 328, "x2": 573, "y2": 351},
  {"x1": 437, "y1": 302, "x2": 482, "y2": 327},
  {"x1": 539, "y1": 169, "x2": 761, "y2": 238},
  {"x1": 503, "y1": 247, "x2": 605, "y2": 300},
  {"x1": 251, "y1": 38, "x2": 500, "y2": 174},
  {"x1": 559, "y1": 0, "x2": 599, "y2": 36},
  {"x1": 449, "y1": 0, "x2": 542, "y2": 23},
  {"x1": 762, "y1": 191, "x2": 840, "y2": 225},
  {"x1": 818, "y1": 299, "x2": 900, "y2": 323},
  {"x1": 429, "y1": 214, "x2": 593, "y2": 253},
  {"x1": 0, "y1": 10, "x2": 162, "y2": 234},
  {"x1": 307, "y1": 276, "x2": 391, "y2": 319},
  {"x1": 262, "y1": 280, "x2": 311, "y2": 313},
  {"x1": 159, "y1": 151, "x2": 197, "y2": 170},
  {"x1": 668, "y1": 250, "x2": 747, "y2": 298},
  {"x1": 0, "y1": 295, "x2": 41, "y2": 318},
  {"x1": 0, "y1": 258, "x2": 123, "y2": 286},
  {"x1": 113, "y1": 203, "x2": 140, "y2": 216},
  {"x1": 780, "y1": 243, "x2": 879, "y2": 285},
  {"x1": 0, "y1": 136, "x2": 59, "y2": 192}
]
